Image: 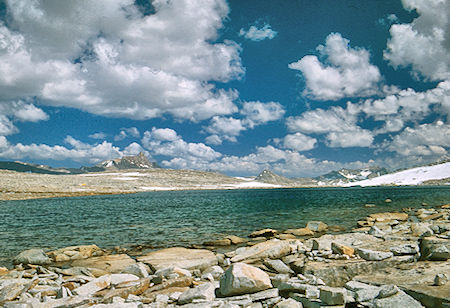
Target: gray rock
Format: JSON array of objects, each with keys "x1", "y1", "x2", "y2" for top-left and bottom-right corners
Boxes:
[
  {"x1": 411, "y1": 223, "x2": 433, "y2": 237},
  {"x1": 289, "y1": 294, "x2": 321, "y2": 308},
  {"x1": 265, "y1": 259, "x2": 294, "y2": 274},
  {"x1": 433, "y1": 273, "x2": 448, "y2": 286},
  {"x1": 13, "y1": 249, "x2": 51, "y2": 265},
  {"x1": 271, "y1": 274, "x2": 290, "y2": 288},
  {"x1": 356, "y1": 248, "x2": 393, "y2": 261},
  {"x1": 374, "y1": 290, "x2": 424, "y2": 308},
  {"x1": 219, "y1": 263, "x2": 272, "y2": 296},
  {"x1": 278, "y1": 280, "x2": 319, "y2": 298},
  {"x1": 178, "y1": 283, "x2": 216, "y2": 304},
  {"x1": 0, "y1": 279, "x2": 37, "y2": 304},
  {"x1": 274, "y1": 298, "x2": 303, "y2": 308},
  {"x1": 202, "y1": 265, "x2": 224, "y2": 280},
  {"x1": 306, "y1": 221, "x2": 328, "y2": 232},
  {"x1": 319, "y1": 286, "x2": 346, "y2": 305},
  {"x1": 369, "y1": 226, "x2": 386, "y2": 238},
  {"x1": 344, "y1": 280, "x2": 380, "y2": 302},
  {"x1": 249, "y1": 288, "x2": 279, "y2": 301},
  {"x1": 122, "y1": 262, "x2": 150, "y2": 278},
  {"x1": 377, "y1": 284, "x2": 399, "y2": 298},
  {"x1": 420, "y1": 236, "x2": 450, "y2": 260},
  {"x1": 390, "y1": 243, "x2": 419, "y2": 256}
]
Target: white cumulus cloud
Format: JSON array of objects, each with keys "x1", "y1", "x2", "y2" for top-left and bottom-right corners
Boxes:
[
  {"x1": 0, "y1": 0, "x2": 244, "y2": 121},
  {"x1": 289, "y1": 33, "x2": 381, "y2": 101},
  {"x1": 384, "y1": 0, "x2": 450, "y2": 81},
  {"x1": 239, "y1": 23, "x2": 277, "y2": 41}
]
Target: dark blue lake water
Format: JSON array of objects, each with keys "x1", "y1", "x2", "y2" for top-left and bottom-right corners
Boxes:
[{"x1": 1, "y1": 186, "x2": 449, "y2": 266}]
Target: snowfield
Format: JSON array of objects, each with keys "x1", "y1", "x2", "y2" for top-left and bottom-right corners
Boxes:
[{"x1": 345, "y1": 162, "x2": 450, "y2": 186}]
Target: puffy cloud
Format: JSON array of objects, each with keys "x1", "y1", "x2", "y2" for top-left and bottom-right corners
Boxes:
[
  {"x1": 239, "y1": 23, "x2": 277, "y2": 41},
  {"x1": 204, "y1": 116, "x2": 245, "y2": 143},
  {"x1": 384, "y1": 0, "x2": 450, "y2": 81},
  {"x1": 0, "y1": 136, "x2": 123, "y2": 164},
  {"x1": 89, "y1": 132, "x2": 107, "y2": 140},
  {"x1": 114, "y1": 127, "x2": 140, "y2": 141},
  {"x1": 0, "y1": 0, "x2": 244, "y2": 121},
  {"x1": 241, "y1": 101, "x2": 285, "y2": 128},
  {"x1": 203, "y1": 101, "x2": 285, "y2": 144},
  {"x1": 0, "y1": 100, "x2": 48, "y2": 136},
  {"x1": 142, "y1": 127, "x2": 222, "y2": 162},
  {"x1": 123, "y1": 142, "x2": 149, "y2": 157},
  {"x1": 289, "y1": 33, "x2": 381, "y2": 100},
  {"x1": 279, "y1": 133, "x2": 317, "y2": 152},
  {"x1": 0, "y1": 115, "x2": 17, "y2": 136},
  {"x1": 326, "y1": 130, "x2": 374, "y2": 148},
  {"x1": 385, "y1": 121, "x2": 449, "y2": 157}
]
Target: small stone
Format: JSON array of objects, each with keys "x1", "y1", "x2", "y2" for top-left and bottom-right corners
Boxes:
[
  {"x1": 365, "y1": 204, "x2": 377, "y2": 207},
  {"x1": 265, "y1": 259, "x2": 294, "y2": 274},
  {"x1": 13, "y1": 249, "x2": 51, "y2": 266},
  {"x1": 249, "y1": 288, "x2": 279, "y2": 301},
  {"x1": 385, "y1": 199, "x2": 392, "y2": 203},
  {"x1": 219, "y1": 263, "x2": 272, "y2": 296},
  {"x1": 273, "y1": 298, "x2": 302, "y2": 308},
  {"x1": 374, "y1": 289, "x2": 424, "y2": 308},
  {"x1": 331, "y1": 242, "x2": 355, "y2": 257},
  {"x1": 122, "y1": 262, "x2": 150, "y2": 278},
  {"x1": 178, "y1": 282, "x2": 216, "y2": 304},
  {"x1": 377, "y1": 285, "x2": 399, "y2": 298},
  {"x1": 306, "y1": 221, "x2": 328, "y2": 232},
  {"x1": 369, "y1": 226, "x2": 386, "y2": 238},
  {"x1": 320, "y1": 286, "x2": 346, "y2": 305},
  {"x1": 390, "y1": 243, "x2": 419, "y2": 256},
  {"x1": 356, "y1": 248, "x2": 393, "y2": 261},
  {"x1": 202, "y1": 266, "x2": 224, "y2": 280},
  {"x1": 420, "y1": 236, "x2": 450, "y2": 260},
  {"x1": 433, "y1": 274, "x2": 448, "y2": 286},
  {"x1": 0, "y1": 267, "x2": 8, "y2": 275}
]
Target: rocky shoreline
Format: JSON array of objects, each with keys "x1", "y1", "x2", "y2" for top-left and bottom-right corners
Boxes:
[{"x1": 1, "y1": 204, "x2": 449, "y2": 307}]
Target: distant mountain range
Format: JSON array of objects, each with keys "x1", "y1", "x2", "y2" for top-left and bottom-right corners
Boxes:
[
  {"x1": 0, "y1": 152, "x2": 159, "y2": 175},
  {"x1": 0, "y1": 155, "x2": 448, "y2": 187}
]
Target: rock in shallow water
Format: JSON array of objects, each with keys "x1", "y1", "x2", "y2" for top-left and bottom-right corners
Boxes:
[
  {"x1": 219, "y1": 263, "x2": 272, "y2": 296},
  {"x1": 13, "y1": 249, "x2": 51, "y2": 266}
]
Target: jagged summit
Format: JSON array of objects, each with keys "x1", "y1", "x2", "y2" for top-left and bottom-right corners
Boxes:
[
  {"x1": 254, "y1": 169, "x2": 295, "y2": 185},
  {"x1": 316, "y1": 166, "x2": 389, "y2": 183},
  {"x1": 98, "y1": 152, "x2": 159, "y2": 170}
]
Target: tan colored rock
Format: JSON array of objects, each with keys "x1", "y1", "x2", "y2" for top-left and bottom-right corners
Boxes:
[
  {"x1": 99, "y1": 277, "x2": 151, "y2": 300},
  {"x1": 441, "y1": 204, "x2": 450, "y2": 209},
  {"x1": 48, "y1": 244, "x2": 102, "y2": 262},
  {"x1": 225, "y1": 235, "x2": 247, "y2": 244},
  {"x1": 73, "y1": 274, "x2": 111, "y2": 296},
  {"x1": 231, "y1": 240, "x2": 292, "y2": 262},
  {"x1": 219, "y1": 263, "x2": 272, "y2": 296},
  {"x1": 0, "y1": 278, "x2": 38, "y2": 304},
  {"x1": 331, "y1": 242, "x2": 355, "y2": 257},
  {"x1": 277, "y1": 233, "x2": 297, "y2": 240},
  {"x1": 369, "y1": 212, "x2": 408, "y2": 221},
  {"x1": 422, "y1": 212, "x2": 444, "y2": 221},
  {"x1": 142, "y1": 277, "x2": 193, "y2": 296},
  {"x1": 0, "y1": 267, "x2": 8, "y2": 275},
  {"x1": 249, "y1": 229, "x2": 278, "y2": 238},
  {"x1": 71, "y1": 254, "x2": 136, "y2": 273},
  {"x1": 137, "y1": 247, "x2": 217, "y2": 272},
  {"x1": 203, "y1": 238, "x2": 232, "y2": 246},
  {"x1": 284, "y1": 227, "x2": 314, "y2": 236}
]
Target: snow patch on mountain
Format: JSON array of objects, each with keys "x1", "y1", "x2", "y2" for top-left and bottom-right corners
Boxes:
[{"x1": 344, "y1": 162, "x2": 450, "y2": 186}]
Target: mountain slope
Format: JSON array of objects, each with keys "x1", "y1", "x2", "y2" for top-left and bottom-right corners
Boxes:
[
  {"x1": 254, "y1": 169, "x2": 295, "y2": 185},
  {"x1": 97, "y1": 152, "x2": 159, "y2": 170},
  {"x1": 344, "y1": 162, "x2": 450, "y2": 186}
]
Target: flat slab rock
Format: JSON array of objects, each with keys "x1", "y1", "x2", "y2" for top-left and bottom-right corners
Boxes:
[
  {"x1": 355, "y1": 261, "x2": 450, "y2": 308},
  {"x1": 71, "y1": 254, "x2": 136, "y2": 273},
  {"x1": 137, "y1": 247, "x2": 217, "y2": 271}
]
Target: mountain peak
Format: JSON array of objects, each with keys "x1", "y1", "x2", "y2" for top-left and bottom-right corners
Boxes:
[
  {"x1": 255, "y1": 169, "x2": 294, "y2": 185},
  {"x1": 98, "y1": 152, "x2": 158, "y2": 170}
]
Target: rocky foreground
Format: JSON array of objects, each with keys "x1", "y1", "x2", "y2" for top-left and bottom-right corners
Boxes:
[{"x1": 1, "y1": 205, "x2": 449, "y2": 308}]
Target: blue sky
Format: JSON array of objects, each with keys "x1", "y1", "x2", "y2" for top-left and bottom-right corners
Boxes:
[{"x1": 0, "y1": 0, "x2": 448, "y2": 177}]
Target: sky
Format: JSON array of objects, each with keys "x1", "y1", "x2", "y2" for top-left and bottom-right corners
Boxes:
[{"x1": 0, "y1": 0, "x2": 448, "y2": 177}]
